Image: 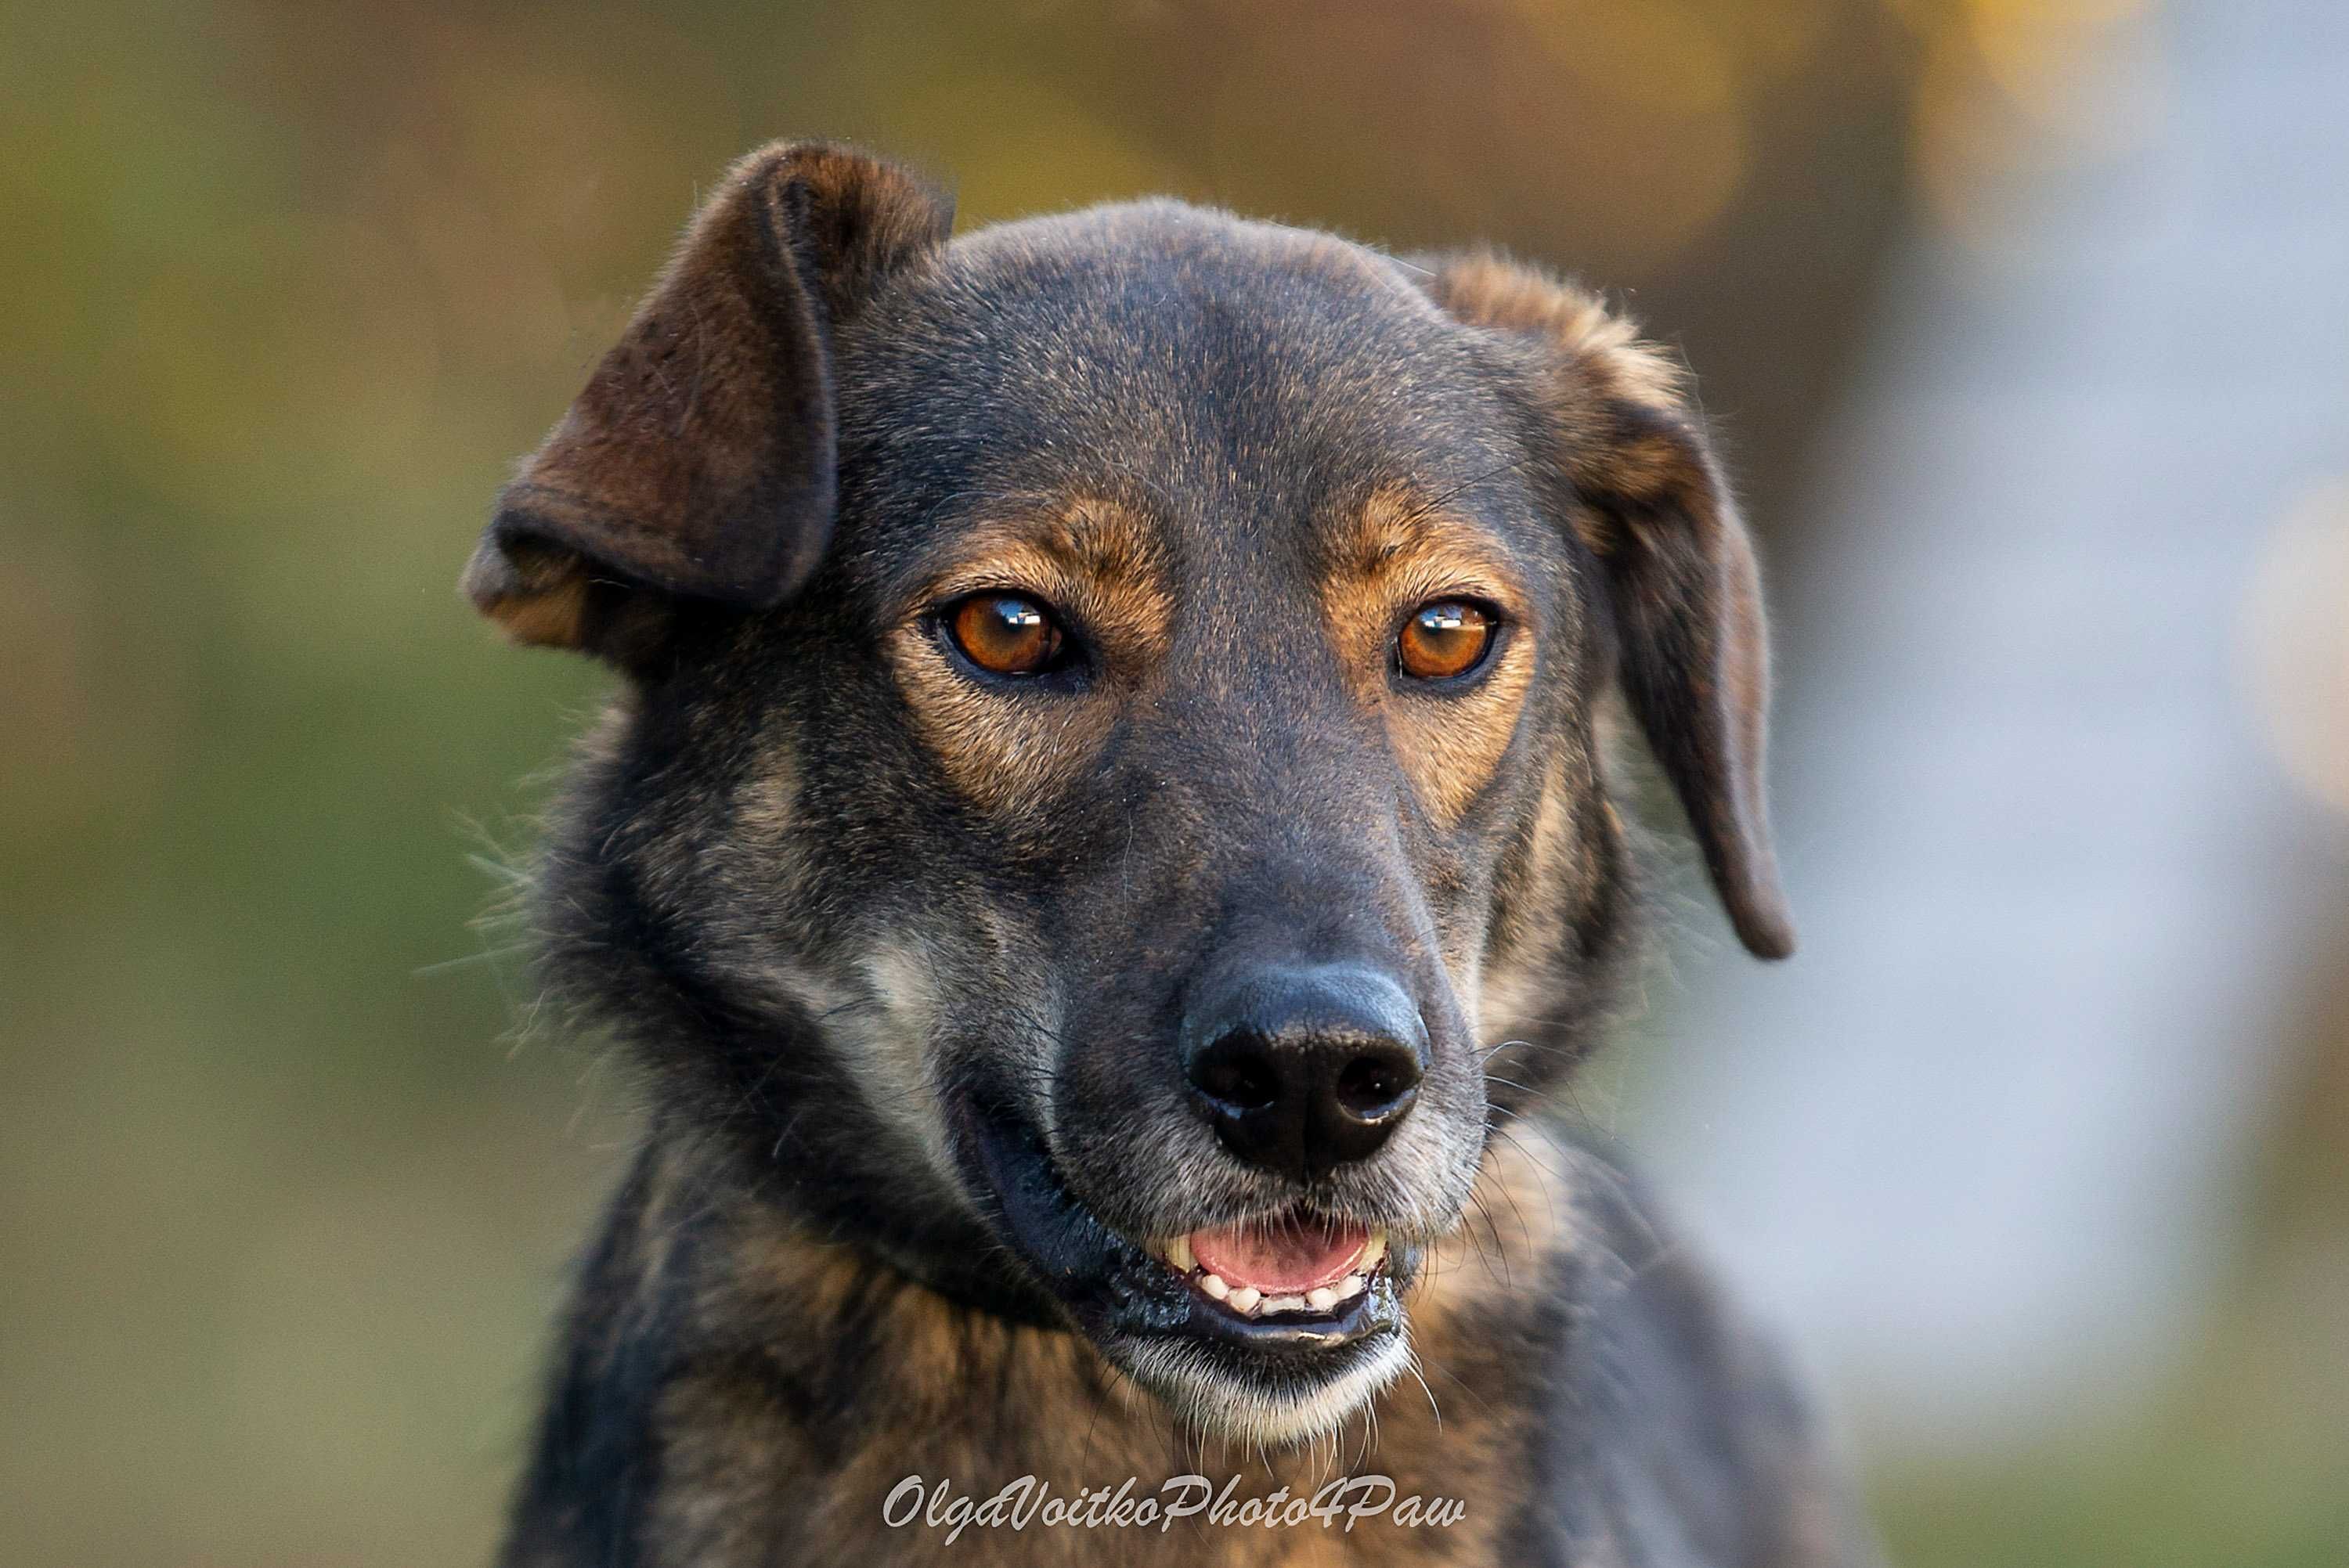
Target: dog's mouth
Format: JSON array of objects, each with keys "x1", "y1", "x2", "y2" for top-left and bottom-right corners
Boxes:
[
  {"x1": 1152, "y1": 1216, "x2": 1387, "y2": 1323},
  {"x1": 947, "y1": 1090, "x2": 1412, "y2": 1437}
]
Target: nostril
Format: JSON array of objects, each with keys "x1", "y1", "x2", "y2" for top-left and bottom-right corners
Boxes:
[
  {"x1": 1305, "y1": 1039, "x2": 1420, "y2": 1174},
  {"x1": 1193, "y1": 1036, "x2": 1281, "y2": 1112},
  {"x1": 1186, "y1": 1031, "x2": 1307, "y2": 1179},
  {"x1": 1333, "y1": 1051, "x2": 1418, "y2": 1122}
]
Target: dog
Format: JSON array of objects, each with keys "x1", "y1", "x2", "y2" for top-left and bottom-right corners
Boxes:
[{"x1": 463, "y1": 140, "x2": 1879, "y2": 1566}]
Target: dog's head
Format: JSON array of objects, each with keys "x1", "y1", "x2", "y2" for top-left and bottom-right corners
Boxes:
[{"x1": 469, "y1": 143, "x2": 1791, "y2": 1446}]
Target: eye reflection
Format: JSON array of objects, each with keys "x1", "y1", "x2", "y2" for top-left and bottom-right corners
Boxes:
[
  {"x1": 947, "y1": 594, "x2": 1067, "y2": 676},
  {"x1": 1397, "y1": 600, "x2": 1496, "y2": 682}
]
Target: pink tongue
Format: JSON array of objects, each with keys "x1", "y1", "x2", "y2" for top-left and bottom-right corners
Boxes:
[{"x1": 1191, "y1": 1217, "x2": 1368, "y2": 1294}]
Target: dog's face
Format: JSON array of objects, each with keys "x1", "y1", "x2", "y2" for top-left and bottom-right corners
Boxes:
[{"x1": 467, "y1": 145, "x2": 1790, "y2": 1447}]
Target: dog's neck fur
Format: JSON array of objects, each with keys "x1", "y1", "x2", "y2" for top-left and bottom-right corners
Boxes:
[{"x1": 510, "y1": 1123, "x2": 1608, "y2": 1567}]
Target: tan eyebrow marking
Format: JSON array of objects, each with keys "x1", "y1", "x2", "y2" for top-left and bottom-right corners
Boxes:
[
  {"x1": 915, "y1": 496, "x2": 1175, "y2": 669},
  {"x1": 884, "y1": 496, "x2": 1172, "y2": 820},
  {"x1": 1319, "y1": 484, "x2": 1536, "y2": 829}
]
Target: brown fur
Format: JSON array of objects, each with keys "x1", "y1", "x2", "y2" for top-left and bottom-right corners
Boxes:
[
  {"x1": 504, "y1": 1123, "x2": 1852, "y2": 1567},
  {"x1": 516, "y1": 1133, "x2": 1593, "y2": 1567}
]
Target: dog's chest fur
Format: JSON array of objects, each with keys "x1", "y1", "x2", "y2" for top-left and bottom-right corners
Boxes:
[{"x1": 503, "y1": 1132, "x2": 1847, "y2": 1567}]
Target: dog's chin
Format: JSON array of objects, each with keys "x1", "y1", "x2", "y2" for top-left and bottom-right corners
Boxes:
[
  {"x1": 1110, "y1": 1319, "x2": 1415, "y2": 1447},
  {"x1": 948, "y1": 1093, "x2": 1420, "y2": 1447}
]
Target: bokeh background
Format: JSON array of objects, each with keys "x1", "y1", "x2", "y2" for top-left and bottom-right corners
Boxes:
[{"x1": 5, "y1": 1, "x2": 2347, "y2": 1563}]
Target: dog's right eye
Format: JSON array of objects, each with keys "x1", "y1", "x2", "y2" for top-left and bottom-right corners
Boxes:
[
  {"x1": 1397, "y1": 599, "x2": 1496, "y2": 682},
  {"x1": 944, "y1": 593, "x2": 1070, "y2": 677}
]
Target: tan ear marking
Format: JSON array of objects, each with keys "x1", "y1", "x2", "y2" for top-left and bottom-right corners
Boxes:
[
  {"x1": 460, "y1": 532, "x2": 593, "y2": 649},
  {"x1": 1414, "y1": 251, "x2": 1684, "y2": 413}
]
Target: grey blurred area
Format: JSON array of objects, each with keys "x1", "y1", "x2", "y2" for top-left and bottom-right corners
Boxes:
[
  {"x1": 1631, "y1": 0, "x2": 2349, "y2": 1537},
  {"x1": 3, "y1": 2, "x2": 2345, "y2": 1564}
]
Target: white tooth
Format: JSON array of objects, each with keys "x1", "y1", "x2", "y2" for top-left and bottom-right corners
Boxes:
[
  {"x1": 1358, "y1": 1231, "x2": 1387, "y2": 1272},
  {"x1": 1226, "y1": 1285, "x2": 1261, "y2": 1315},
  {"x1": 1262, "y1": 1294, "x2": 1307, "y2": 1315},
  {"x1": 1199, "y1": 1273, "x2": 1229, "y2": 1299},
  {"x1": 1305, "y1": 1287, "x2": 1337, "y2": 1311},
  {"x1": 1335, "y1": 1273, "x2": 1366, "y2": 1300},
  {"x1": 1167, "y1": 1234, "x2": 1195, "y2": 1273}
]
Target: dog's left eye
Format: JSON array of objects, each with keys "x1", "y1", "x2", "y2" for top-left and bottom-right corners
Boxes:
[
  {"x1": 945, "y1": 593, "x2": 1070, "y2": 677},
  {"x1": 1397, "y1": 600, "x2": 1496, "y2": 682}
]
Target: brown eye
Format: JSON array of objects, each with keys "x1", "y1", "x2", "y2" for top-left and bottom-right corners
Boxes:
[
  {"x1": 947, "y1": 594, "x2": 1066, "y2": 676},
  {"x1": 1397, "y1": 600, "x2": 1496, "y2": 681}
]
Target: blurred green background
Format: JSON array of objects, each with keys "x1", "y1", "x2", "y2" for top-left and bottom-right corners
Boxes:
[{"x1": 4, "y1": 2, "x2": 2345, "y2": 1564}]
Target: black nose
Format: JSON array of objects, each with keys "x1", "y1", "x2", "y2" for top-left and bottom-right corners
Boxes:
[{"x1": 1181, "y1": 965, "x2": 1428, "y2": 1184}]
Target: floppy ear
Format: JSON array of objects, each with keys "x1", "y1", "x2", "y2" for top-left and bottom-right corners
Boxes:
[
  {"x1": 1412, "y1": 251, "x2": 1795, "y2": 959},
  {"x1": 464, "y1": 141, "x2": 952, "y2": 663}
]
